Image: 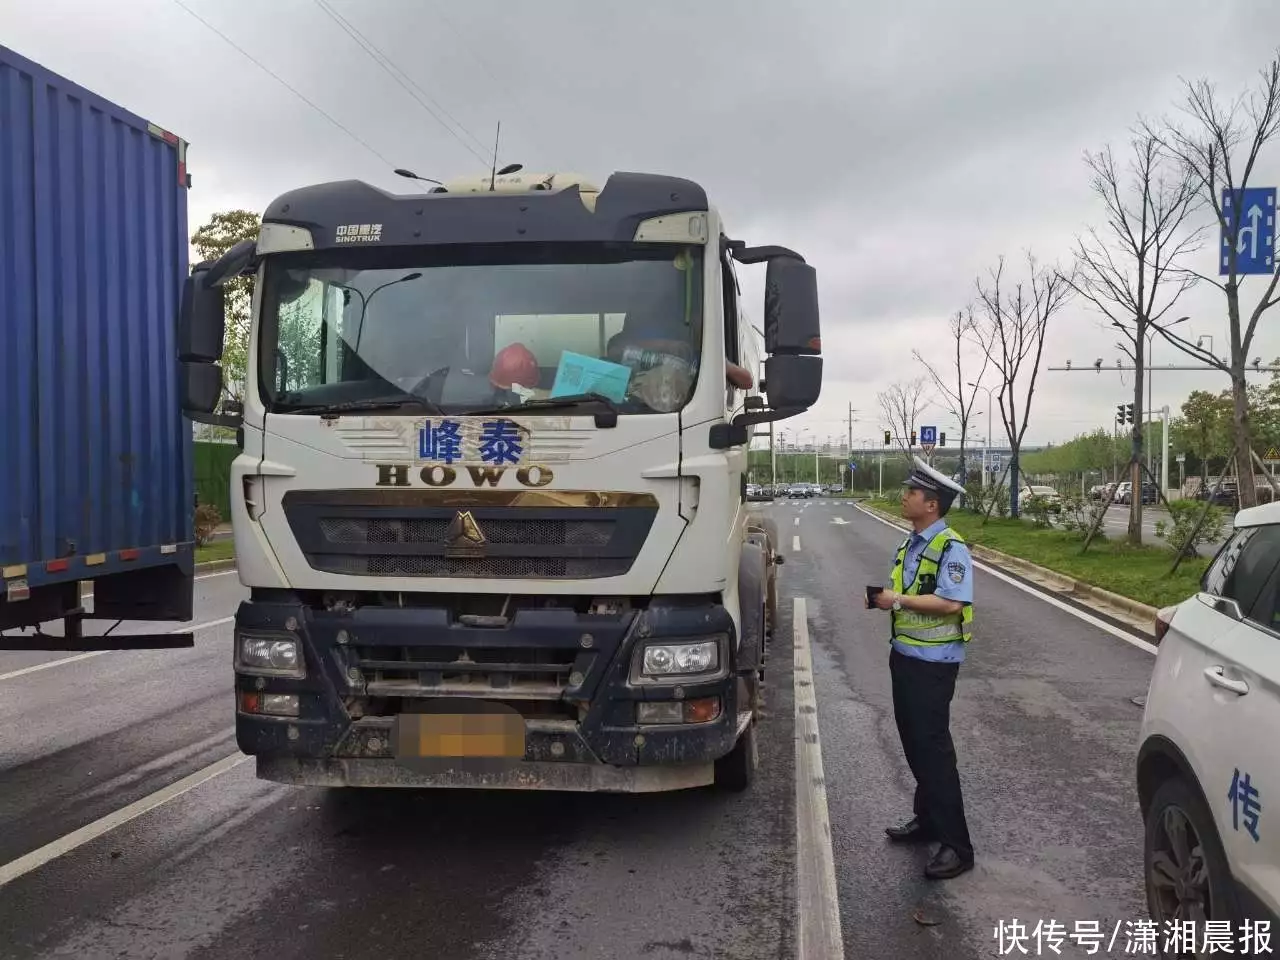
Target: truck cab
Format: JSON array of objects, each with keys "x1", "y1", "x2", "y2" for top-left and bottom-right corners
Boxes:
[{"x1": 179, "y1": 169, "x2": 822, "y2": 793}]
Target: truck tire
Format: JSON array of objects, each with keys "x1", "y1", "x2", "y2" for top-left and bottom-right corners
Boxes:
[{"x1": 715, "y1": 677, "x2": 759, "y2": 793}]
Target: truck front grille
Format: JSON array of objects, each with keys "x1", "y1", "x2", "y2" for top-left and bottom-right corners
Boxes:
[
  {"x1": 353, "y1": 643, "x2": 578, "y2": 701},
  {"x1": 319, "y1": 517, "x2": 613, "y2": 548},
  {"x1": 319, "y1": 555, "x2": 630, "y2": 578},
  {"x1": 283, "y1": 490, "x2": 658, "y2": 580}
]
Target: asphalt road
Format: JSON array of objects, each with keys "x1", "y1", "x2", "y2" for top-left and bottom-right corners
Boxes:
[{"x1": 0, "y1": 502, "x2": 1166, "y2": 959}]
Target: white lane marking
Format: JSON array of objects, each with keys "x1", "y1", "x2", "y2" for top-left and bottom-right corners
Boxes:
[
  {"x1": 0, "y1": 751, "x2": 249, "y2": 887},
  {"x1": 793, "y1": 535, "x2": 802, "y2": 552},
  {"x1": 0, "y1": 616, "x2": 236, "y2": 682},
  {"x1": 793, "y1": 597, "x2": 845, "y2": 960},
  {"x1": 795, "y1": 517, "x2": 801, "y2": 527},
  {"x1": 852, "y1": 505, "x2": 1158, "y2": 656},
  {"x1": 196, "y1": 569, "x2": 237, "y2": 581}
]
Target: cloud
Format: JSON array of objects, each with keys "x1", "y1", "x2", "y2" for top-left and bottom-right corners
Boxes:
[{"x1": 4, "y1": 0, "x2": 1279, "y2": 447}]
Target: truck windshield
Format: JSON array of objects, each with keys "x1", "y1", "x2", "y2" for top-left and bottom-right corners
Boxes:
[{"x1": 256, "y1": 244, "x2": 704, "y2": 416}]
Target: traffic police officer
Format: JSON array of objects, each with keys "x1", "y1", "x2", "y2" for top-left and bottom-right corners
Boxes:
[{"x1": 867, "y1": 456, "x2": 975, "y2": 880}]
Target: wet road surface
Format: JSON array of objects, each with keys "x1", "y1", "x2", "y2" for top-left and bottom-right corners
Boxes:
[
  {"x1": 780, "y1": 499, "x2": 1155, "y2": 959},
  {"x1": 0, "y1": 501, "x2": 1164, "y2": 959}
]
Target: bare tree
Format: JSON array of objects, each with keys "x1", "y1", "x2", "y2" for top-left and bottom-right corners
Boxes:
[
  {"x1": 1146, "y1": 52, "x2": 1280, "y2": 509},
  {"x1": 912, "y1": 307, "x2": 991, "y2": 484},
  {"x1": 975, "y1": 254, "x2": 1076, "y2": 517},
  {"x1": 1068, "y1": 130, "x2": 1205, "y2": 543},
  {"x1": 877, "y1": 377, "x2": 931, "y2": 460}
]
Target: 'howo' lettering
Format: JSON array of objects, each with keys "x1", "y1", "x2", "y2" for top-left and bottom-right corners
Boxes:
[{"x1": 374, "y1": 463, "x2": 555, "y2": 488}]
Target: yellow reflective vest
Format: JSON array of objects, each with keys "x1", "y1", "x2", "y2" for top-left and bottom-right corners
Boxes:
[{"x1": 889, "y1": 527, "x2": 974, "y2": 647}]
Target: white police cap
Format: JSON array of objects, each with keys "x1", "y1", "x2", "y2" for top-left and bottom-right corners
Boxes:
[{"x1": 903, "y1": 455, "x2": 966, "y2": 501}]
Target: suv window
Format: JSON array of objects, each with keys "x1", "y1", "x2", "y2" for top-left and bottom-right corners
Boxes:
[
  {"x1": 1202, "y1": 525, "x2": 1280, "y2": 617},
  {"x1": 1246, "y1": 561, "x2": 1280, "y2": 631}
]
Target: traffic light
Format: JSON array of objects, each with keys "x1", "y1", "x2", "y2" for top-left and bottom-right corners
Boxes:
[
  {"x1": 910, "y1": 430, "x2": 917, "y2": 447},
  {"x1": 1116, "y1": 404, "x2": 1125, "y2": 425},
  {"x1": 1126, "y1": 403, "x2": 1135, "y2": 424},
  {"x1": 939, "y1": 432, "x2": 947, "y2": 447},
  {"x1": 883, "y1": 430, "x2": 891, "y2": 445}
]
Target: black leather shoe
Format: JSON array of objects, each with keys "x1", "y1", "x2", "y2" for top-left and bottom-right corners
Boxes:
[
  {"x1": 924, "y1": 845, "x2": 974, "y2": 880},
  {"x1": 884, "y1": 817, "x2": 935, "y2": 844}
]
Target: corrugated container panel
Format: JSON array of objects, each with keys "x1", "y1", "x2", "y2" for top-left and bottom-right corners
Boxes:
[{"x1": 0, "y1": 44, "x2": 191, "y2": 573}]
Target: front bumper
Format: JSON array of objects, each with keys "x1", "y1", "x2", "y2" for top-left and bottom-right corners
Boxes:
[
  {"x1": 256, "y1": 755, "x2": 716, "y2": 792},
  {"x1": 233, "y1": 594, "x2": 745, "y2": 788}
]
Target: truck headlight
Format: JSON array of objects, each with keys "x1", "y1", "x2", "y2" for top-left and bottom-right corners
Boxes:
[
  {"x1": 633, "y1": 637, "x2": 724, "y2": 682},
  {"x1": 236, "y1": 633, "x2": 305, "y2": 678}
]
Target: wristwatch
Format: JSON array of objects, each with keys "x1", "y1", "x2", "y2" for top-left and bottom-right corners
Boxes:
[{"x1": 892, "y1": 598, "x2": 903, "y2": 612}]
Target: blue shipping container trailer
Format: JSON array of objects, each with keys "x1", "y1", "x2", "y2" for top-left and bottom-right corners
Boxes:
[{"x1": 0, "y1": 43, "x2": 197, "y2": 650}]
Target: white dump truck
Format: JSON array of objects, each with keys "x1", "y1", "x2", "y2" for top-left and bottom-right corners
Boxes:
[{"x1": 180, "y1": 168, "x2": 822, "y2": 792}]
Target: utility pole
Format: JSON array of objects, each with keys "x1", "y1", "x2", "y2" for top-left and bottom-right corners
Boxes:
[{"x1": 846, "y1": 403, "x2": 857, "y2": 461}]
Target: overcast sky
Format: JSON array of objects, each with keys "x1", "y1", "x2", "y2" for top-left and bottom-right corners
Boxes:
[{"x1": 5, "y1": 0, "x2": 1280, "y2": 449}]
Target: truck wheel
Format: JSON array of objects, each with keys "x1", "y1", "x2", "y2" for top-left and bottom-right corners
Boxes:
[{"x1": 1144, "y1": 776, "x2": 1240, "y2": 932}]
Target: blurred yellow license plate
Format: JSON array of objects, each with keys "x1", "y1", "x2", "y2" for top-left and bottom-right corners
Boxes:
[{"x1": 395, "y1": 710, "x2": 526, "y2": 759}]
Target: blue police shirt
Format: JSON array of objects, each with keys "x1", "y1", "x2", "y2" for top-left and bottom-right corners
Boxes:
[{"x1": 890, "y1": 517, "x2": 974, "y2": 663}]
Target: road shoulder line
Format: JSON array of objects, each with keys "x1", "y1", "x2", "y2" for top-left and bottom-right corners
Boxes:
[
  {"x1": 793, "y1": 597, "x2": 845, "y2": 959},
  {"x1": 0, "y1": 751, "x2": 248, "y2": 887}
]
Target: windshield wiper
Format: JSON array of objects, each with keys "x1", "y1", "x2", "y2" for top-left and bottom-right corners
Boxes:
[
  {"x1": 280, "y1": 395, "x2": 443, "y2": 417},
  {"x1": 464, "y1": 393, "x2": 623, "y2": 427}
]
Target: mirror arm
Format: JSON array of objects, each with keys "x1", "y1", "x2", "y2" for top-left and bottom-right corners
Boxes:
[
  {"x1": 733, "y1": 406, "x2": 809, "y2": 428},
  {"x1": 186, "y1": 410, "x2": 243, "y2": 428},
  {"x1": 726, "y1": 241, "x2": 807, "y2": 265},
  {"x1": 708, "y1": 405, "x2": 811, "y2": 450},
  {"x1": 203, "y1": 238, "x2": 259, "y2": 288}
]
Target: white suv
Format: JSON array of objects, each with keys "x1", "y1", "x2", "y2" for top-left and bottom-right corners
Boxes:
[{"x1": 1138, "y1": 501, "x2": 1280, "y2": 929}]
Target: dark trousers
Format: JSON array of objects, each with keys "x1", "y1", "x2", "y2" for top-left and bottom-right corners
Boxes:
[{"x1": 889, "y1": 648, "x2": 974, "y2": 861}]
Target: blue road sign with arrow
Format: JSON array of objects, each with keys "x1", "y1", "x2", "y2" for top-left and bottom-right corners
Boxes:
[
  {"x1": 1222, "y1": 187, "x2": 1276, "y2": 276},
  {"x1": 919, "y1": 425, "x2": 937, "y2": 446}
]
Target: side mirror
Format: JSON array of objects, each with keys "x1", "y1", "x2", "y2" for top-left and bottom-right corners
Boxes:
[
  {"x1": 763, "y1": 354, "x2": 822, "y2": 411},
  {"x1": 763, "y1": 257, "x2": 820, "y2": 356},
  {"x1": 178, "y1": 267, "x2": 226, "y2": 363},
  {"x1": 181, "y1": 360, "x2": 223, "y2": 416}
]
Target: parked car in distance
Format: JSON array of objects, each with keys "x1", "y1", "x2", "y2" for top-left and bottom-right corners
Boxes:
[
  {"x1": 1116, "y1": 481, "x2": 1158, "y2": 505},
  {"x1": 1137, "y1": 500, "x2": 1280, "y2": 929},
  {"x1": 1020, "y1": 484, "x2": 1063, "y2": 513}
]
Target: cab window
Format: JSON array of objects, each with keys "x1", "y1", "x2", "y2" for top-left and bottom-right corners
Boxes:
[{"x1": 719, "y1": 240, "x2": 741, "y2": 366}]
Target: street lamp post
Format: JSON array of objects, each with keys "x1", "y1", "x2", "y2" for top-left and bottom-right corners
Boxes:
[{"x1": 969, "y1": 382, "x2": 998, "y2": 487}]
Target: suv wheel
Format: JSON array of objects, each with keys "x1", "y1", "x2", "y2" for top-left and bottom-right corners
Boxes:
[{"x1": 1144, "y1": 777, "x2": 1240, "y2": 931}]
